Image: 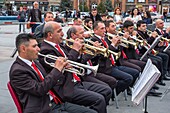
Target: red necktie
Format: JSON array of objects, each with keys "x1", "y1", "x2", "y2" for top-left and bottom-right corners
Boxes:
[
  {"x1": 31, "y1": 62, "x2": 62, "y2": 104},
  {"x1": 136, "y1": 49, "x2": 140, "y2": 55},
  {"x1": 101, "y1": 38, "x2": 108, "y2": 48},
  {"x1": 122, "y1": 50, "x2": 128, "y2": 59},
  {"x1": 55, "y1": 45, "x2": 80, "y2": 82},
  {"x1": 55, "y1": 44, "x2": 65, "y2": 57},
  {"x1": 101, "y1": 38, "x2": 115, "y2": 65},
  {"x1": 161, "y1": 30, "x2": 164, "y2": 35}
]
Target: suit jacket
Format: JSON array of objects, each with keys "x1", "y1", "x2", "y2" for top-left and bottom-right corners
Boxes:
[
  {"x1": 9, "y1": 57, "x2": 65, "y2": 113},
  {"x1": 39, "y1": 41, "x2": 79, "y2": 100},
  {"x1": 91, "y1": 36, "x2": 112, "y2": 75},
  {"x1": 89, "y1": 12, "x2": 102, "y2": 23},
  {"x1": 34, "y1": 22, "x2": 45, "y2": 39},
  {"x1": 28, "y1": 8, "x2": 42, "y2": 27}
]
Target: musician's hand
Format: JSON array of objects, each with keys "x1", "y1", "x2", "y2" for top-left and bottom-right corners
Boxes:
[
  {"x1": 93, "y1": 41, "x2": 102, "y2": 47},
  {"x1": 166, "y1": 27, "x2": 170, "y2": 33},
  {"x1": 158, "y1": 41, "x2": 164, "y2": 46},
  {"x1": 132, "y1": 31, "x2": 137, "y2": 36},
  {"x1": 72, "y1": 38, "x2": 84, "y2": 52},
  {"x1": 54, "y1": 57, "x2": 68, "y2": 72},
  {"x1": 83, "y1": 33, "x2": 91, "y2": 38},
  {"x1": 111, "y1": 36, "x2": 120, "y2": 46},
  {"x1": 123, "y1": 32, "x2": 130, "y2": 39},
  {"x1": 151, "y1": 31, "x2": 158, "y2": 38}
]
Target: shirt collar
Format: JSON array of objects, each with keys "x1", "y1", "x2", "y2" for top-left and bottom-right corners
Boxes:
[
  {"x1": 44, "y1": 39, "x2": 56, "y2": 48},
  {"x1": 18, "y1": 56, "x2": 32, "y2": 67},
  {"x1": 94, "y1": 34, "x2": 103, "y2": 39}
]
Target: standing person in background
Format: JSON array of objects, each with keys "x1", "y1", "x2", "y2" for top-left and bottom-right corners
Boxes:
[
  {"x1": 163, "y1": 9, "x2": 167, "y2": 22},
  {"x1": 28, "y1": 1, "x2": 42, "y2": 33},
  {"x1": 89, "y1": 8, "x2": 102, "y2": 23},
  {"x1": 18, "y1": 6, "x2": 26, "y2": 33},
  {"x1": 113, "y1": 7, "x2": 123, "y2": 29},
  {"x1": 129, "y1": 8, "x2": 142, "y2": 25},
  {"x1": 142, "y1": 11, "x2": 152, "y2": 24}
]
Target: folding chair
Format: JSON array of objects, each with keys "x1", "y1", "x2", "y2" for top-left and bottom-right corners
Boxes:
[{"x1": 7, "y1": 81, "x2": 22, "y2": 113}]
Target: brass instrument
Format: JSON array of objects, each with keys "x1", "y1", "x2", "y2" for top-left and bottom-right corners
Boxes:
[
  {"x1": 106, "y1": 32, "x2": 138, "y2": 49},
  {"x1": 117, "y1": 31, "x2": 144, "y2": 46},
  {"x1": 107, "y1": 50, "x2": 121, "y2": 60},
  {"x1": 38, "y1": 53, "x2": 99, "y2": 76},
  {"x1": 63, "y1": 38, "x2": 108, "y2": 57},
  {"x1": 82, "y1": 24, "x2": 94, "y2": 37},
  {"x1": 137, "y1": 32, "x2": 159, "y2": 56}
]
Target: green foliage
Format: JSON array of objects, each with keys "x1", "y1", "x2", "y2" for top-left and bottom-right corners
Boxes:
[
  {"x1": 79, "y1": 2, "x2": 89, "y2": 12},
  {"x1": 105, "y1": 0, "x2": 113, "y2": 11},
  {"x1": 97, "y1": 2, "x2": 106, "y2": 14},
  {"x1": 60, "y1": 0, "x2": 72, "y2": 11}
]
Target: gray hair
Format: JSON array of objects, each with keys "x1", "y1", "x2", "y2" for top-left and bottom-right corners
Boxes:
[
  {"x1": 43, "y1": 22, "x2": 54, "y2": 38},
  {"x1": 66, "y1": 26, "x2": 77, "y2": 39}
]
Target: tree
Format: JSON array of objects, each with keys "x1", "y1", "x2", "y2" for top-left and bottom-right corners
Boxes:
[
  {"x1": 60, "y1": 0, "x2": 72, "y2": 11},
  {"x1": 105, "y1": 0, "x2": 113, "y2": 11},
  {"x1": 97, "y1": 2, "x2": 106, "y2": 14},
  {"x1": 79, "y1": 2, "x2": 89, "y2": 12}
]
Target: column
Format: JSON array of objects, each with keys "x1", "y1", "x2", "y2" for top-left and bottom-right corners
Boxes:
[
  {"x1": 73, "y1": 0, "x2": 78, "y2": 10},
  {"x1": 122, "y1": 0, "x2": 126, "y2": 12}
]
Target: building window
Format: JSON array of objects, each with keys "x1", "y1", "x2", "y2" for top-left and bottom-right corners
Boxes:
[
  {"x1": 127, "y1": 0, "x2": 134, "y2": 2},
  {"x1": 138, "y1": 0, "x2": 145, "y2": 2}
]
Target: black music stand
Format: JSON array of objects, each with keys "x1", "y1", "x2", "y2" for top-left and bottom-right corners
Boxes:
[
  {"x1": 140, "y1": 35, "x2": 162, "y2": 61},
  {"x1": 10, "y1": 48, "x2": 17, "y2": 58}
]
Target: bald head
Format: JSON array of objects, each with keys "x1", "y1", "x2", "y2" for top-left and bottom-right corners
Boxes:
[
  {"x1": 43, "y1": 22, "x2": 63, "y2": 44},
  {"x1": 155, "y1": 19, "x2": 164, "y2": 29},
  {"x1": 67, "y1": 25, "x2": 84, "y2": 40}
]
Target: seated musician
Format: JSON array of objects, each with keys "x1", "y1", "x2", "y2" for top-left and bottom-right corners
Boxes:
[
  {"x1": 90, "y1": 21, "x2": 140, "y2": 95},
  {"x1": 9, "y1": 33, "x2": 97, "y2": 113},
  {"x1": 155, "y1": 19, "x2": 170, "y2": 80},
  {"x1": 137, "y1": 20, "x2": 169, "y2": 86},
  {"x1": 105, "y1": 20, "x2": 146, "y2": 72},
  {"x1": 38, "y1": 21, "x2": 112, "y2": 113},
  {"x1": 66, "y1": 25, "x2": 117, "y2": 96}
]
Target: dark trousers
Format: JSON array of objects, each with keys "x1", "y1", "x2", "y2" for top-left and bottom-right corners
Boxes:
[
  {"x1": 69, "y1": 82, "x2": 112, "y2": 113},
  {"x1": 19, "y1": 19, "x2": 25, "y2": 32},
  {"x1": 110, "y1": 66, "x2": 139, "y2": 94},
  {"x1": 51, "y1": 102, "x2": 97, "y2": 113},
  {"x1": 82, "y1": 72, "x2": 117, "y2": 89},
  {"x1": 120, "y1": 59, "x2": 146, "y2": 72},
  {"x1": 31, "y1": 24, "x2": 40, "y2": 33}
]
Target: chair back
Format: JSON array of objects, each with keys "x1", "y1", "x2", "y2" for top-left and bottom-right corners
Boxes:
[{"x1": 7, "y1": 81, "x2": 22, "y2": 113}]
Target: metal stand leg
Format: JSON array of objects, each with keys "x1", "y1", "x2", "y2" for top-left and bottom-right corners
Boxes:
[
  {"x1": 144, "y1": 96, "x2": 148, "y2": 113},
  {"x1": 113, "y1": 88, "x2": 119, "y2": 109},
  {"x1": 160, "y1": 86, "x2": 170, "y2": 101},
  {"x1": 10, "y1": 48, "x2": 17, "y2": 58},
  {"x1": 124, "y1": 89, "x2": 128, "y2": 101}
]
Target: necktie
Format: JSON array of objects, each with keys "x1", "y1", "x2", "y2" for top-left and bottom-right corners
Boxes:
[
  {"x1": 31, "y1": 62, "x2": 62, "y2": 104},
  {"x1": 122, "y1": 50, "x2": 128, "y2": 59},
  {"x1": 136, "y1": 48, "x2": 140, "y2": 55},
  {"x1": 55, "y1": 45, "x2": 80, "y2": 82},
  {"x1": 101, "y1": 38, "x2": 108, "y2": 48},
  {"x1": 55, "y1": 44, "x2": 65, "y2": 57},
  {"x1": 101, "y1": 38, "x2": 115, "y2": 65},
  {"x1": 161, "y1": 30, "x2": 164, "y2": 35}
]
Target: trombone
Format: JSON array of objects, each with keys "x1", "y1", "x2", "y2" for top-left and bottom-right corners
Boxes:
[{"x1": 38, "y1": 53, "x2": 99, "y2": 76}]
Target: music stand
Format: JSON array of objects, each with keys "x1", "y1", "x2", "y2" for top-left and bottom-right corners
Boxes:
[
  {"x1": 10, "y1": 48, "x2": 17, "y2": 58},
  {"x1": 140, "y1": 35, "x2": 162, "y2": 61}
]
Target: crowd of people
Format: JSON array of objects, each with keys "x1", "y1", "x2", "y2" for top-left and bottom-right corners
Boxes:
[{"x1": 9, "y1": 2, "x2": 170, "y2": 113}]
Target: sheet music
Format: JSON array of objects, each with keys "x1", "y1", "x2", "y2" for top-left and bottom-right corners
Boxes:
[{"x1": 132, "y1": 59, "x2": 161, "y2": 105}]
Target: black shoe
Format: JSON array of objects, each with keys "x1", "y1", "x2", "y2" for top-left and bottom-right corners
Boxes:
[
  {"x1": 163, "y1": 73, "x2": 170, "y2": 80},
  {"x1": 152, "y1": 84, "x2": 159, "y2": 90},
  {"x1": 147, "y1": 89, "x2": 162, "y2": 97},
  {"x1": 157, "y1": 81, "x2": 166, "y2": 86}
]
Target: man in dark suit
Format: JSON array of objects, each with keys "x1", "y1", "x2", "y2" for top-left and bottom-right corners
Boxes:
[
  {"x1": 91, "y1": 21, "x2": 140, "y2": 95},
  {"x1": 28, "y1": 1, "x2": 42, "y2": 33},
  {"x1": 66, "y1": 25, "x2": 117, "y2": 93},
  {"x1": 9, "y1": 33, "x2": 97, "y2": 113},
  {"x1": 89, "y1": 8, "x2": 102, "y2": 23},
  {"x1": 39, "y1": 21, "x2": 112, "y2": 113},
  {"x1": 34, "y1": 11, "x2": 54, "y2": 46}
]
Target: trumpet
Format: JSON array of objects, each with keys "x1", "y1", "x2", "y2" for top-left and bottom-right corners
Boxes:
[
  {"x1": 38, "y1": 53, "x2": 99, "y2": 76},
  {"x1": 137, "y1": 33, "x2": 159, "y2": 56},
  {"x1": 63, "y1": 38, "x2": 108, "y2": 57},
  {"x1": 106, "y1": 32, "x2": 138, "y2": 49},
  {"x1": 82, "y1": 24, "x2": 94, "y2": 37},
  {"x1": 107, "y1": 50, "x2": 121, "y2": 60}
]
